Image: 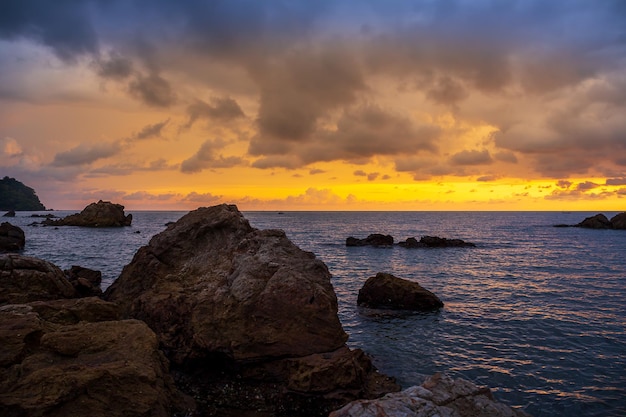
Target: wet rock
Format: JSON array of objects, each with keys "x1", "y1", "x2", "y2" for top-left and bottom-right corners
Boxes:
[
  {"x1": 610, "y1": 212, "x2": 626, "y2": 229},
  {"x1": 330, "y1": 372, "x2": 531, "y2": 417},
  {"x1": 0, "y1": 254, "x2": 76, "y2": 305},
  {"x1": 577, "y1": 214, "x2": 612, "y2": 229},
  {"x1": 106, "y1": 204, "x2": 398, "y2": 415},
  {"x1": 346, "y1": 234, "x2": 394, "y2": 247},
  {"x1": 0, "y1": 223, "x2": 25, "y2": 253},
  {"x1": 64, "y1": 265, "x2": 103, "y2": 297},
  {"x1": 43, "y1": 200, "x2": 132, "y2": 227},
  {"x1": 0, "y1": 298, "x2": 193, "y2": 417},
  {"x1": 416, "y1": 235, "x2": 475, "y2": 248},
  {"x1": 357, "y1": 272, "x2": 443, "y2": 311},
  {"x1": 397, "y1": 237, "x2": 425, "y2": 248},
  {"x1": 2, "y1": 211, "x2": 15, "y2": 218}
]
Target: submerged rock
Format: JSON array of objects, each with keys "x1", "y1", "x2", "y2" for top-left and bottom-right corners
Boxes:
[
  {"x1": 346, "y1": 234, "x2": 394, "y2": 247},
  {"x1": 106, "y1": 204, "x2": 398, "y2": 415},
  {"x1": 0, "y1": 254, "x2": 76, "y2": 305},
  {"x1": 330, "y1": 372, "x2": 531, "y2": 417},
  {"x1": 0, "y1": 298, "x2": 192, "y2": 417},
  {"x1": 43, "y1": 200, "x2": 132, "y2": 227},
  {"x1": 357, "y1": 272, "x2": 443, "y2": 311},
  {"x1": 0, "y1": 223, "x2": 25, "y2": 253}
]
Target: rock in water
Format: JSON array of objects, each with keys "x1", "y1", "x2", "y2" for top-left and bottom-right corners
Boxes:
[
  {"x1": 357, "y1": 272, "x2": 443, "y2": 311},
  {"x1": 346, "y1": 234, "x2": 394, "y2": 247},
  {"x1": 2, "y1": 211, "x2": 15, "y2": 218},
  {"x1": 0, "y1": 254, "x2": 76, "y2": 305},
  {"x1": 105, "y1": 204, "x2": 398, "y2": 414},
  {"x1": 610, "y1": 212, "x2": 626, "y2": 229},
  {"x1": 64, "y1": 265, "x2": 103, "y2": 297},
  {"x1": 0, "y1": 299, "x2": 192, "y2": 417},
  {"x1": 44, "y1": 200, "x2": 132, "y2": 227},
  {"x1": 0, "y1": 223, "x2": 25, "y2": 253},
  {"x1": 577, "y1": 213, "x2": 612, "y2": 229},
  {"x1": 330, "y1": 372, "x2": 531, "y2": 417}
]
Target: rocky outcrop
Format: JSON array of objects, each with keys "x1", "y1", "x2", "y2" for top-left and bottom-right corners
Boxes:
[
  {"x1": 2, "y1": 211, "x2": 15, "y2": 218},
  {"x1": 610, "y1": 212, "x2": 626, "y2": 229},
  {"x1": 346, "y1": 234, "x2": 394, "y2": 247},
  {"x1": 106, "y1": 204, "x2": 398, "y2": 415},
  {"x1": 330, "y1": 372, "x2": 531, "y2": 417},
  {"x1": 357, "y1": 273, "x2": 443, "y2": 311},
  {"x1": 0, "y1": 254, "x2": 76, "y2": 305},
  {"x1": 0, "y1": 298, "x2": 192, "y2": 417},
  {"x1": 43, "y1": 200, "x2": 132, "y2": 227},
  {"x1": 556, "y1": 212, "x2": 626, "y2": 229},
  {"x1": 399, "y1": 236, "x2": 476, "y2": 248},
  {"x1": 64, "y1": 265, "x2": 103, "y2": 297},
  {"x1": 0, "y1": 223, "x2": 25, "y2": 253}
]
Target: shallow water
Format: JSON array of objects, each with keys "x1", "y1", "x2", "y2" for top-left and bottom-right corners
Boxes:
[{"x1": 9, "y1": 210, "x2": 626, "y2": 416}]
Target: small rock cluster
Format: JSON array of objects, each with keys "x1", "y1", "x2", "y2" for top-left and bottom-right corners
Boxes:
[
  {"x1": 554, "y1": 212, "x2": 626, "y2": 229},
  {"x1": 347, "y1": 234, "x2": 476, "y2": 248}
]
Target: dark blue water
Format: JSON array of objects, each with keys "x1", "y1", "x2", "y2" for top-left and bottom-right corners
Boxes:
[{"x1": 10, "y1": 211, "x2": 626, "y2": 416}]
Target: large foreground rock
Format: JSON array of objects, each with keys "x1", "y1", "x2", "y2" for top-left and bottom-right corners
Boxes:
[
  {"x1": 330, "y1": 372, "x2": 531, "y2": 417},
  {"x1": 0, "y1": 223, "x2": 25, "y2": 253},
  {"x1": 357, "y1": 272, "x2": 443, "y2": 311},
  {"x1": 0, "y1": 298, "x2": 192, "y2": 417},
  {"x1": 106, "y1": 204, "x2": 398, "y2": 415},
  {"x1": 0, "y1": 254, "x2": 76, "y2": 305},
  {"x1": 44, "y1": 200, "x2": 132, "y2": 227}
]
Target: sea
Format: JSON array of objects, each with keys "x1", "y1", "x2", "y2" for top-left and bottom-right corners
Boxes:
[{"x1": 6, "y1": 210, "x2": 626, "y2": 417}]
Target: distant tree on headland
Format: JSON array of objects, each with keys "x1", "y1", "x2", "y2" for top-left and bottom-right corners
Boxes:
[{"x1": 0, "y1": 176, "x2": 46, "y2": 211}]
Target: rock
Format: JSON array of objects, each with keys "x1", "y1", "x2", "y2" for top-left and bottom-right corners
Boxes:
[
  {"x1": 0, "y1": 298, "x2": 193, "y2": 417},
  {"x1": 0, "y1": 223, "x2": 25, "y2": 253},
  {"x1": 577, "y1": 214, "x2": 612, "y2": 229},
  {"x1": 357, "y1": 272, "x2": 443, "y2": 311},
  {"x1": 2, "y1": 211, "x2": 15, "y2": 218},
  {"x1": 397, "y1": 237, "x2": 425, "y2": 248},
  {"x1": 43, "y1": 200, "x2": 132, "y2": 227},
  {"x1": 64, "y1": 265, "x2": 103, "y2": 297},
  {"x1": 417, "y1": 236, "x2": 476, "y2": 247},
  {"x1": 330, "y1": 372, "x2": 531, "y2": 417},
  {"x1": 610, "y1": 212, "x2": 626, "y2": 229},
  {"x1": 0, "y1": 254, "x2": 76, "y2": 305},
  {"x1": 106, "y1": 204, "x2": 399, "y2": 414},
  {"x1": 346, "y1": 234, "x2": 394, "y2": 247}
]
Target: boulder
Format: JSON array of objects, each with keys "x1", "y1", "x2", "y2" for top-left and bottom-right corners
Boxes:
[
  {"x1": 346, "y1": 234, "x2": 394, "y2": 247},
  {"x1": 0, "y1": 254, "x2": 76, "y2": 305},
  {"x1": 106, "y1": 204, "x2": 398, "y2": 414},
  {"x1": 415, "y1": 236, "x2": 475, "y2": 248},
  {"x1": 64, "y1": 265, "x2": 103, "y2": 297},
  {"x1": 0, "y1": 298, "x2": 193, "y2": 417},
  {"x1": 2, "y1": 211, "x2": 15, "y2": 218},
  {"x1": 397, "y1": 237, "x2": 425, "y2": 248},
  {"x1": 577, "y1": 214, "x2": 612, "y2": 229},
  {"x1": 0, "y1": 223, "x2": 25, "y2": 253},
  {"x1": 43, "y1": 200, "x2": 132, "y2": 227},
  {"x1": 357, "y1": 272, "x2": 443, "y2": 311},
  {"x1": 330, "y1": 372, "x2": 531, "y2": 417},
  {"x1": 610, "y1": 212, "x2": 626, "y2": 229}
]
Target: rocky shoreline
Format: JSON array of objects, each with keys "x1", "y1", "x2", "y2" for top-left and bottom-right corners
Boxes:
[{"x1": 1, "y1": 204, "x2": 531, "y2": 416}]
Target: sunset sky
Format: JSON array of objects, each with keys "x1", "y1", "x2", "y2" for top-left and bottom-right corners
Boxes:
[{"x1": 1, "y1": 0, "x2": 626, "y2": 211}]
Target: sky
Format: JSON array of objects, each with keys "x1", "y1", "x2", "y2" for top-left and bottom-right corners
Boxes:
[{"x1": 1, "y1": 0, "x2": 626, "y2": 211}]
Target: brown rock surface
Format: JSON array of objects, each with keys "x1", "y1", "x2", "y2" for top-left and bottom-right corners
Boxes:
[
  {"x1": 0, "y1": 223, "x2": 25, "y2": 253},
  {"x1": 357, "y1": 272, "x2": 443, "y2": 311},
  {"x1": 577, "y1": 213, "x2": 612, "y2": 229},
  {"x1": 346, "y1": 234, "x2": 394, "y2": 247},
  {"x1": 106, "y1": 204, "x2": 398, "y2": 415},
  {"x1": 0, "y1": 254, "x2": 76, "y2": 305},
  {"x1": 44, "y1": 200, "x2": 132, "y2": 227},
  {"x1": 0, "y1": 298, "x2": 192, "y2": 417},
  {"x1": 330, "y1": 372, "x2": 531, "y2": 417},
  {"x1": 64, "y1": 265, "x2": 103, "y2": 297},
  {"x1": 610, "y1": 212, "x2": 626, "y2": 229}
]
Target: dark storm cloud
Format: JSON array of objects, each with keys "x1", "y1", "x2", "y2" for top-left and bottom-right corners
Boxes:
[
  {"x1": 450, "y1": 149, "x2": 492, "y2": 166},
  {"x1": 180, "y1": 139, "x2": 245, "y2": 173},
  {"x1": 185, "y1": 97, "x2": 245, "y2": 128},
  {"x1": 132, "y1": 119, "x2": 170, "y2": 141},
  {"x1": 0, "y1": 0, "x2": 99, "y2": 61},
  {"x1": 95, "y1": 53, "x2": 134, "y2": 80},
  {"x1": 128, "y1": 73, "x2": 176, "y2": 108}
]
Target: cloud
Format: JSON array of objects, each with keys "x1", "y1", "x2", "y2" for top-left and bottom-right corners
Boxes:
[
  {"x1": 132, "y1": 119, "x2": 170, "y2": 141},
  {"x1": 180, "y1": 139, "x2": 245, "y2": 173},
  {"x1": 185, "y1": 97, "x2": 245, "y2": 128},
  {"x1": 353, "y1": 170, "x2": 366, "y2": 177},
  {"x1": 606, "y1": 177, "x2": 626, "y2": 186},
  {"x1": 51, "y1": 141, "x2": 123, "y2": 167},
  {"x1": 575, "y1": 181, "x2": 600, "y2": 191},
  {"x1": 95, "y1": 53, "x2": 134, "y2": 80},
  {"x1": 182, "y1": 191, "x2": 223, "y2": 204},
  {"x1": 309, "y1": 168, "x2": 326, "y2": 175},
  {"x1": 450, "y1": 149, "x2": 492, "y2": 166},
  {"x1": 1, "y1": 137, "x2": 23, "y2": 158},
  {"x1": 128, "y1": 73, "x2": 176, "y2": 107}
]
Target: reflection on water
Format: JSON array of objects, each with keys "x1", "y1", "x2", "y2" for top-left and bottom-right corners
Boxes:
[{"x1": 9, "y1": 210, "x2": 626, "y2": 417}]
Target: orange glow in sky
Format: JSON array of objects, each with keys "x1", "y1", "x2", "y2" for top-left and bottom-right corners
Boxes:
[{"x1": 1, "y1": 2, "x2": 625, "y2": 210}]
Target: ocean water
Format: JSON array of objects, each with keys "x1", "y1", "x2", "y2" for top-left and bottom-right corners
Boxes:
[{"x1": 7, "y1": 210, "x2": 626, "y2": 417}]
